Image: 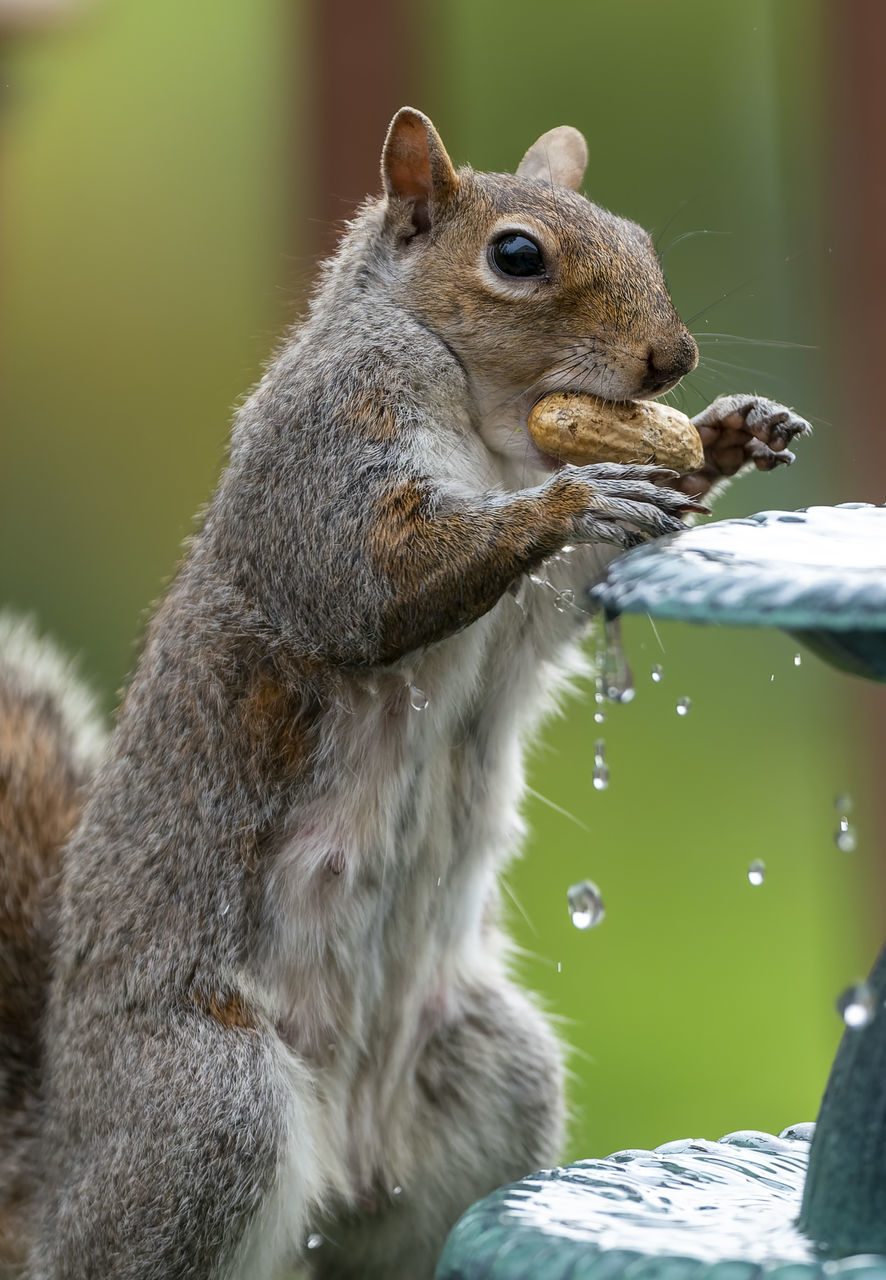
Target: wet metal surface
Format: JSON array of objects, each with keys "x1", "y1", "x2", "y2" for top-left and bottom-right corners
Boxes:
[{"x1": 436, "y1": 1127, "x2": 886, "y2": 1280}]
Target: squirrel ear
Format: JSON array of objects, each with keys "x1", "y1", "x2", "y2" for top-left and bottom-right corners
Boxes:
[
  {"x1": 516, "y1": 126, "x2": 588, "y2": 191},
  {"x1": 381, "y1": 107, "x2": 459, "y2": 234}
]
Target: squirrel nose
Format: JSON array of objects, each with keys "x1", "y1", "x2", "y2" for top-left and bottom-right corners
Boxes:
[{"x1": 644, "y1": 333, "x2": 698, "y2": 393}]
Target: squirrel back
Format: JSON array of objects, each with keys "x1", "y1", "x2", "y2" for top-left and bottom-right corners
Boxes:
[{"x1": 0, "y1": 616, "x2": 103, "y2": 1270}]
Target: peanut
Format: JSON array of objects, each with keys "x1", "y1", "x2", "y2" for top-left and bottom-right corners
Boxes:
[{"x1": 528, "y1": 393, "x2": 704, "y2": 473}]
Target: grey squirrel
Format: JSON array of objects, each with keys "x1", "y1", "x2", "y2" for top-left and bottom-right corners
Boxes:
[{"x1": 0, "y1": 108, "x2": 810, "y2": 1279}]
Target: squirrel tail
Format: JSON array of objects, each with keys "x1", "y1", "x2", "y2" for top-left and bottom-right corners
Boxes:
[{"x1": 0, "y1": 615, "x2": 105, "y2": 1264}]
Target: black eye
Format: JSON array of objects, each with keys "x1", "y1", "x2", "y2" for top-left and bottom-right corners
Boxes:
[{"x1": 490, "y1": 233, "x2": 546, "y2": 278}]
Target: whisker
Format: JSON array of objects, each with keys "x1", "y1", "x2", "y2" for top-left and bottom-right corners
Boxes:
[
  {"x1": 660, "y1": 228, "x2": 731, "y2": 259},
  {"x1": 499, "y1": 876, "x2": 538, "y2": 937},
  {"x1": 651, "y1": 198, "x2": 691, "y2": 252},
  {"x1": 525, "y1": 785, "x2": 591, "y2": 833},
  {"x1": 685, "y1": 279, "x2": 752, "y2": 326},
  {"x1": 695, "y1": 332, "x2": 818, "y2": 351},
  {"x1": 699, "y1": 355, "x2": 788, "y2": 383}
]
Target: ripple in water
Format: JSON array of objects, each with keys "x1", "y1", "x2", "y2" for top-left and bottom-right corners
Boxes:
[{"x1": 499, "y1": 1128, "x2": 819, "y2": 1265}]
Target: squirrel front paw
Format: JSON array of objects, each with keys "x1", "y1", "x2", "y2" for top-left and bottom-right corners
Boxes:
[
  {"x1": 566, "y1": 462, "x2": 707, "y2": 549},
  {"x1": 676, "y1": 394, "x2": 812, "y2": 497}
]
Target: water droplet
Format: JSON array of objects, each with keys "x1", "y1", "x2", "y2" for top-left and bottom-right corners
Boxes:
[
  {"x1": 553, "y1": 588, "x2": 574, "y2": 612},
  {"x1": 592, "y1": 763, "x2": 609, "y2": 791},
  {"x1": 593, "y1": 711, "x2": 606, "y2": 724},
  {"x1": 611, "y1": 686, "x2": 636, "y2": 704},
  {"x1": 769, "y1": 674, "x2": 775, "y2": 683},
  {"x1": 594, "y1": 739, "x2": 606, "y2": 765},
  {"x1": 391, "y1": 1185, "x2": 403, "y2": 1198},
  {"x1": 306, "y1": 1233, "x2": 324, "y2": 1250},
  {"x1": 557, "y1": 961, "x2": 562, "y2": 973},
  {"x1": 408, "y1": 685, "x2": 429, "y2": 712},
  {"x1": 835, "y1": 816, "x2": 857, "y2": 852},
  {"x1": 837, "y1": 982, "x2": 875, "y2": 1029},
  {"x1": 529, "y1": 572, "x2": 548, "y2": 587},
  {"x1": 561, "y1": 544, "x2": 575, "y2": 554},
  {"x1": 651, "y1": 664, "x2": 663, "y2": 683},
  {"x1": 599, "y1": 616, "x2": 635, "y2": 703},
  {"x1": 568, "y1": 880, "x2": 605, "y2": 930},
  {"x1": 835, "y1": 792, "x2": 853, "y2": 814},
  {"x1": 793, "y1": 653, "x2": 802, "y2": 667},
  {"x1": 747, "y1": 859, "x2": 766, "y2": 886},
  {"x1": 676, "y1": 696, "x2": 691, "y2": 717}
]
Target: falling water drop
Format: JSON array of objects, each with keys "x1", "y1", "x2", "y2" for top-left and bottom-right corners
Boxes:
[
  {"x1": 835, "y1": 816, "x2": 858, "y2": 852},
  {"x1": 600, "y1": 616, "x2": 635, "y2": 703},
  {"x1": 568, "y1": 880, "x2": 605, "y2": 930},
  {"x1": 747, "y1": 859, "x2": 766, "y2": 886},
  {"x1": 592, "y1": 739, "x2": 609, "y2": 789},
  {"x1": 651, "y1": 664, "x2": 663, "y2": 683},
  {"x1": 306, "y1": 1234, "x2": 324, "y2": 1251},
  {"x1": 553, "y1": 588, "x2": 575, "y2": 612},
  {"x1": 837, "y1": 982, "x2": 875, "y2": 1029},
  {"x1": 408, "y1": 685, "x2": 429, "y2": 712},
  {"x1": 391, "y1": 1185, "x2": 403, "y2": 1199},
  {"x1": 593, "y1": 711, "x2": 606, "y2": 724},
  {"x1": 676, "y1": 696, "x2": 691, "y2": 717},
  {"x1": 793, "y1": 653, "x2": 802, "y2": 667}
]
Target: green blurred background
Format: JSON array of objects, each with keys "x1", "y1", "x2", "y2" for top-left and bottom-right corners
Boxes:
[{"x1": 2, "y1": 0, "x2": 879, "y2": 1163}]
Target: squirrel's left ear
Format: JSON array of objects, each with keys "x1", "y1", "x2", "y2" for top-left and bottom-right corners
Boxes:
[
  {"x1": 517, "y1": 126, "x2": 588, "y2": 191},
  {"x1": 382, "y1": 107, "x2": 459, "y2": 234}
]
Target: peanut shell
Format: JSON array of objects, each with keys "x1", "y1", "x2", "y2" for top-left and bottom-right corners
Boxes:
[{"x1": 528, "y1": 392, "x2": 704, "y2": 473}]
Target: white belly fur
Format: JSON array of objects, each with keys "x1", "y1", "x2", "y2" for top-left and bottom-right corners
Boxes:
[{"x1": 249, "y1": 535, "x2": 604, "y2": 1218}]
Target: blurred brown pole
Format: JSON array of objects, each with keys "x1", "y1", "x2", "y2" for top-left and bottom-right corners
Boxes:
[
  {"x1": 303, "y1": 0, "x2": 420, "y2": 261},
  {"x1": 826, "y1": 0, "x2": 886, "y2": 919}
]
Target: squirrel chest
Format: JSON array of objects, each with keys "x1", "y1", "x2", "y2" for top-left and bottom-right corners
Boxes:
[{"x1": 256, "y1": 538, "x2": 598, "y2": 1057}]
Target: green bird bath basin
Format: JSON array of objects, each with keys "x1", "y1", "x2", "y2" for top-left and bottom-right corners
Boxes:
[{"x1": 436, "y1": 504, "x2": 886, "y2": 1280}]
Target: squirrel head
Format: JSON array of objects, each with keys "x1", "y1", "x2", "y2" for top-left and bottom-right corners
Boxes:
[{"x1": 380, "y1": 108, "x2": 698, "y2": 462}]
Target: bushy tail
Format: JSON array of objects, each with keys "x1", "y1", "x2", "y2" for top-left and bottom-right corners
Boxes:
[{"x1": 0, "y1": 616, "x2": 105, "y2": 1270}]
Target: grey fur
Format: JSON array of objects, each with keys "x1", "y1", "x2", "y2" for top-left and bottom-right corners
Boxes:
[{"x1": 0, "y1": 112, "x2": 806, "y2": 1279}]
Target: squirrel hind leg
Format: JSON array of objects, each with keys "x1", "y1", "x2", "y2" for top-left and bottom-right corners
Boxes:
[{"x1": 0, "y1": 614, "x2": 106, "y2": 1273}]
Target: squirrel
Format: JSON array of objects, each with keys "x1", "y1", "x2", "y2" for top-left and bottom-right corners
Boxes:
[{"x1": 0, "y1": 108, "x2": 810, "y2": 1279}]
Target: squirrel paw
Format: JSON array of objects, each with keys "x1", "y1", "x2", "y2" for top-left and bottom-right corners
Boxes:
[
  {"x1": 676, "y1": 394, "x2": 812, "y2": 497},
  {"x1": 569, "y1": 463, "x2": 708, "y2": 549}
]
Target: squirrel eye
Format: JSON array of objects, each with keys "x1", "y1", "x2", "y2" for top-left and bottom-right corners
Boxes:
[{"x1": 490, "y1": 233, "x2": 546, "y2": 278}]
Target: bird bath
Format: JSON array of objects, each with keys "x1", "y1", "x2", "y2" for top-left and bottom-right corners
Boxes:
[{"x1": 436, "y1": 504, "x2": 886, "y2": 1280}]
